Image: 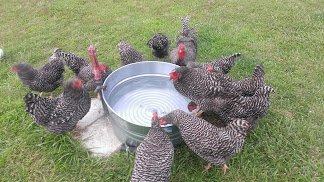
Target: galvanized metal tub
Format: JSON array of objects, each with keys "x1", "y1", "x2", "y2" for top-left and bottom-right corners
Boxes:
[{"x1": 101, "y1": 61, "x2": 190, "y2": 147}]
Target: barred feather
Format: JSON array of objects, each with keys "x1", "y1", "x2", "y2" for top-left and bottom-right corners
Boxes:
[
  {"x1": 53, "y1": 48, "x2": 88, "y2": 74},
  {"x1": 118, "y1": 41, "x2": 143, "y2": 66},
  {"x1": 219, "y1": 85, "x2": 275, "y2": 124},
  {"x1": 147, "y1": 33, "x2": 170, "y2": 58},
  {"x1": 160, "y1": 110, "x2": 250, "y2": 169},
  {"x1": 13, "y1": 57, "x2": 64, "y2": 92},
  {"x1": 187, "y1": 53, "x2": 241, "y2": 74},
  {"x1": 24, "y1": 78, "x2": 91, "y2": 134},
  {"x1": 131, "y1": 115, "x2": 174, "y2": 181},
  {"x1": 53, "y1": 48, "x2": 111, "y2": 91},
  {"x1": 170, "y1": 16, "x2": 198, "y2": 66}
]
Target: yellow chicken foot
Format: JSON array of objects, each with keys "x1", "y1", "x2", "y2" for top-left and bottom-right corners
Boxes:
[
  {"x1": 96, "y1": 93, "x2": 101, "y2": 100},
  {"x1": 203, "y1": 163, "x2": 212, "y2": 173},
  {"x1": 222, "y1": 163, "x2": 229, "y2": 175}
]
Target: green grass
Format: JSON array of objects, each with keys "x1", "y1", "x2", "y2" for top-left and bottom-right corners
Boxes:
[{"x1": 1, "y1": 0, "x2": 323, "y2": 181}]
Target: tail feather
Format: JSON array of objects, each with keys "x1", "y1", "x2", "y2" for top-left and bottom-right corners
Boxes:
[
  {"x1": 213, "y1": 52, "x2": 241, "y2": 74},
  {"x1": 255, "y1": 85, "x2": 275, "y2": 95},
  {"x1": 24, "y1": 93, "x2": 39, "y2": 114},
  {"x1": 180, "y1": 16, "x2": 191, "y2": 35},
  {"x1": 228, "y1": 118, "x2": 251, "y2": 136},
  {"x1": 253, "y1": 65, "x2": 265, "y2": 77},
  {"x1": 12, "y1": 63, "x2": 38, "y2": 86},
  {"x1": 53, "y1": 48, "x2": 88, "y2": 74},
  {"x1": 179, "y1": 16, "x2": 197, "y2": 42}
]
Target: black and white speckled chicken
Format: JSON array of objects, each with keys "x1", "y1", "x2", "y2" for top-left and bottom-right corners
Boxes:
[
  {"x1": 228, "y1": 65, "x2": 265, "y2": 96},
  {"x1": 169, "y1": 65, "x2": 265, "y2": 101},
  {"x1": 170, "y1": 16, "x2": 198, "y2": 66},
  {"x1": 160, "y1": 109, "x2": 250, "y2": 174},
  {"x1": 187, "y1": 53, "x2": 241, "y2": 74},
  {"x1": 188, "y1": 86, "x2": 274, "y2": 125},
  {"x1": 12, "y1": 57, "x2": 64, "y2": 93},
  {"x1": 219, "y1": 85, "x2": 275, "y2": 125},
  {"x1": 131, "y1": 112, "x2": 174, "y2": 182},
  {"x1": 170, "y1": 43, "x2": 197, "y2": 66},
  {"x1": 169, "y1": 66, "x2": 234, "y2": 100},
  {"x1": 118, "y1": 40, "x2": 143, "y2": 66},
  {"x1": 24, "y1": 78, "x2": 91, "y2": 134},
  {"x1": 147, "y1": 33, "x2": 170, "y2": 58},
  {"x1": 53, "y1": 48, "x2": 112, "y2": 91}
]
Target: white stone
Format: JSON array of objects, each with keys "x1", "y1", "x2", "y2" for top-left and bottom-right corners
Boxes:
[
  {"x1": 0, "y1": 48, "x2": 3, "y2": 59},
  {"x1": 73, "y1": 98, "x2": 122, "y2": 157}
]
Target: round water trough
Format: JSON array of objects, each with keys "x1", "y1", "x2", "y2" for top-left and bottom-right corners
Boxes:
[{"x1": 102, "y1": 61, "x2": 190, "y2": 147}]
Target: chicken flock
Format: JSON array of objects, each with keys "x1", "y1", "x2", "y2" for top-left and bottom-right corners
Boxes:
[{"x1": 12, "y1": 16, "x2": 274, "y2": 181}]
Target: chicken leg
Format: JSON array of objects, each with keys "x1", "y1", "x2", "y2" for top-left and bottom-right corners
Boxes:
[
  {"x1": 222, "y1": 163, "x2": 229, "y2": 175},
  {"x1": 203, "y1": 163, "x2": 212, "y2": 173}
]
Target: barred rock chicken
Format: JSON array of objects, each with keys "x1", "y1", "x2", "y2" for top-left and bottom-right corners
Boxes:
[
  {"x1": 24, "y1": 78, "x2": 91, "y2": 134},
  {"x1": 147, "y1": 33, "x2": 170, "y2": 58},
  {"x1": 53, "y1": 48, "x2": 112, "y2": 91},
  {"x1": 169, "y1": 65, "x2": 265, "y2": 100},
  {"x1": 159, "y1": 110, "x2": 250, "y2": 174},
  {"x1": 170, "y1": 16, "x2": 198, "y2": 66},
  {"x1": 169, "y1": 66, "x2": 234, "y2": 100},
  {"x1": 219, "y1": 85, "x2": 274, "y2": 125},
  {"x1": 187, "y1": 53, "x2": 241, "y2": 74},
  {"x1": 188, "y1": 86, "x2": 274, "y2": 125},
  {"x1": 131, "y1": 112, "x2": 174, "y2": 182},
  {"x1": 12, "y1": 57, "x2": 64, "y2": 93},
  {"x1": 228, "y1": 65, "x2": 265, "y2": 96},
  {"x1": 118, "y1": 41, "x2": 143, "y2": 66},
  {"x1": 170, "y1": 43, "x2": 197, "y2": 66}
]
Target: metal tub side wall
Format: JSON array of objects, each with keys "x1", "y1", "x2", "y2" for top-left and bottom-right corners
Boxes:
[{"x1": 102, "y1": 61, "x2": 184, "y2": 146}]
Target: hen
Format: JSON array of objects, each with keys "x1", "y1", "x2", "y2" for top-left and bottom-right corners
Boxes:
[
  {"x1": 147, "y1": 33, "x2": 170, "y2": 58},
  {"x1": 53, "y1": 48, "x2": 112, "y2": 91},
  {"x1": 131, "y1": 112, "x2": 174, "y2": 182},
  {"x1": 12, "y1": 57, "x2": 64, "y2": 93},
  {"x1": 160, "y1": 109, "x2": 250, "y2": 174},
  {"x1": 189, "y1": 86, "x2": 274, "y2": 126},
  {"x1": 118, "y1": 41, "x2": 143, "y2": 66},
  {"x1": 169, "y1": 65, "x2": 265, "y2": 101},
  {"x1": 24, "y1": 78, "x2": 91, "y2": 134},
  {"x1": 170, "y1": 16, "x2": 197, "y2": 66}
]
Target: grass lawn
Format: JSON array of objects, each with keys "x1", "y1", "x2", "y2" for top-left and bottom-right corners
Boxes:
[{"x1": 1, "y1": 0, "x2": 323, "y2": 181}]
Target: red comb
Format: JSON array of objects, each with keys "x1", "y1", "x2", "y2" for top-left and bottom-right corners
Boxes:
[
  {"x1": 153, "y1": 112, "x2": 159, "y2": 120},
  {"x1": 72, "y1": 79, "x2": 83, "y2": 89},
  {"x1": 207, "y1": 65, "x2": 213, "y2": 72},
  {"x1": 88, "y1": 45, "x2": 101, "y2": 81},
  {"x1": 159, "y1": 119, "x2": 168, "y2": 126}
]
